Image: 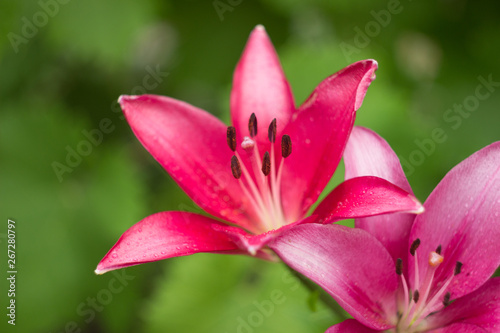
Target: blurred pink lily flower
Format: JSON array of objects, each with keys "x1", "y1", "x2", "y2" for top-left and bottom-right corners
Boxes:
[
  {"x1": 271, "y1": 127, "x2": 500, "y2": 332},
  {"x1": 95, "y1": 26, "x2": 423, "y2": 274}
]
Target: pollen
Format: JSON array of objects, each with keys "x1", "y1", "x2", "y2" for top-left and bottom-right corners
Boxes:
[
  {"x1": 248, "y1": 113, "x2": 258, "y2": 137},
  {"x1": 281, "y1": 135, "x2": 292, "y2": 158}
]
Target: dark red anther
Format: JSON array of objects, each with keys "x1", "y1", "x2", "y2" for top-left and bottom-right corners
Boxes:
[
  {"x1": 227, "y1": 126, "x2": 236, "y2": 151},
  {"x1": 248, "y1": 113, "x2": 258, "y2": 137},
  {"x1": 396, "y1": 258, "x2": 403, "y2": 275},
  {"x1": 410, "y1": 239, "x2": 421, "y2": 256},
  {"x1": 268, "y1": 118, "x2": 277, "y2": 143},
  {"x1": 443, "y1": 292, "x2": 451, "y2": 306},
  {"x1": 231, "y1": 156, "x2": 242, "y2": 179},
  {"x1": 262, "y1": 152, "x2": 271, "y2": 176},
  {"x1": 454, "y1": 261, "x2": 463, "y2": 275},
  {"x1": 281, "y1": 135, "x2": 292, "y2": 158},
  {"x1": 413, "y1": 290, "x2": 420, "y2": 303},
  {"x1": 436, "y1": 245, "x2": 442, "y2": 255}
]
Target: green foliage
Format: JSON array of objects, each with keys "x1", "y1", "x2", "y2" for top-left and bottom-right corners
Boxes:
[{"x1": 142, "y1": 255, "x2": 333, "y2": 332}]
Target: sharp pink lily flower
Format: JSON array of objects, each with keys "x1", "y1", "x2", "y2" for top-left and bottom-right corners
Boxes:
[
  {"x1": 270, "y1": 127, "x2": 500, "y2": 332},
  {"x1": 95, "y1": 26, "x2": 423, "y2": 275}
]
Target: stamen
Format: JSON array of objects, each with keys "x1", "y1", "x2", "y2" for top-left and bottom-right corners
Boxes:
[
  {"x1": 413, "y1": 290, "x2": 420, "y2": 303},
  {"x1": 227, "y1": 126, "x2": 236, "y2": 151},
  {"x1": 248, "y1": 113, "x2": 258, "y2": 137},
  {"x1": 436, "y1": 245, "x2": 442, "y2": 255},
  {"x1": 454, "y1": 261, "x2": 463, "y2": 275},
  {"x1": 262, "y1": 152, "x2": 271, "y2": 176},
  {"x1": 268, "y1": 119, "x2": 276, "y2": 143},
  {"x1": 410, "y1": 239, "x2": 421, "y2": 256},
  {"x1": 396, "y1": 258, "x2": 403, "y2": 275},
  {"x1": 281, "y1": 135, "x2": 292, "y2": 158},
  {"x1": 443, "y1": 292, "x2": 451, "y2": 306},
  {"x1": 231, "y1": 156, "x2": 242, "y2": 179}
]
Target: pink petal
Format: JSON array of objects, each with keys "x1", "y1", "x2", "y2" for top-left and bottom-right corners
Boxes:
[
  {"x1": 280, "y1": 60, "x2": 378, "y2": 221},
  {"x1": 426, "y1": 277, "x2": 500, "y2": 332},
  {"x1": 269, "y1": 224, "x2": 397, "y2": 330},
  {"x1": 95, "y1": 212, "x2": 256, "y2": 274},
  {"x1": 213, "y1": 215, "x2": 318, "y2": 255},
  {"x1": 230, "y1": 25, "x2": 295, "y2": 149},
  {"x1": 429, "y1": 323, "x2": 488, "y2": 333},
  {"x1": 119, "y1": 94, "x2": 260, "y2": 232},
  {"x1": 326, "y1": 319, "x2": 381, "y2": 333},
  {"x1": 408, "y1": 142, "x2": 500, "y2": 299},
  {"x1": 344, "y1": 126, "x2": 416, "y2": 264},
  {"x1": 313, "y1": 176, "x2": 423, "y2": 224}
]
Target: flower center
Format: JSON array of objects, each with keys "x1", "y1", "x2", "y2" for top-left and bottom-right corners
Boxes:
[
  {"x1": 392, "y1": 239, "x2": 462, "y2": 333},
  {"x1": 226, "y1": 113, "x2": 292, "y2": 233}
]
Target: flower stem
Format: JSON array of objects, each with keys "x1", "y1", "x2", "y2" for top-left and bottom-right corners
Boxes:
[{"x1": 285, "y1": 264, "x2": 349, "y2": 320}]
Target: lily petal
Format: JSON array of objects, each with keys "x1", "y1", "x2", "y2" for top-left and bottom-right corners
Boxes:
[
  {"x1": 409, "y1": 142, "x2": 500, "y2": 299},
  {"x1": 95, "y1": 212, "x2": 254, "y2": 274},
  {"x1": 326, "y1": 319, "x2": 381, "y2": 333},
  {"x1": 119, "y1": 94, "x2": 260, "y2": 232},
  {"x1": 269, "y1": 224, "x2": 397, "y2": 330},
  {"x1": 426, "y1": 277, "x2": 500, "y2": 332},
  {"x1": 344, "y1": 126, "x2": 416, "y2": 264},
  {"x1": 429, "y1": 323, "x2": 488, "y2": 333},
  {"x1": 281, "y1": 60, "x2": 378, "y2": 221},
  {"x1": 230, "y1": 25, "x2": 295, "y2": 148},
  {"x1": 313, "y1": 176, "x2": 423, "y2": 224},
  {"x1": 213, "y1": 215, "x2": 317, "y2": 255}
]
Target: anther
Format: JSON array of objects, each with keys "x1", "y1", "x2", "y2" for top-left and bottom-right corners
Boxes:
[
  {"x1": 231, "y1": 156, "x2": 242, "y2": 179},
  {"x1": 249, "y1": 113, "x2": 258, "y2": 137},
  {"x1": 227, "y1": 126, "x2": 236, "y2": 151},
  {"x1": 443, "y1": 292, "x2": 451, "y2": 306},
  {"x1": 413, "y1": 290, "x2": 420, "y2": 303},
  {"x1": 281, "y1": 135, "x2": 292, "y2": 158},
  {"x1": 454, "y1": 261, "x2": 463, "y2": 275},
  {"x1": 436, "y1": 245, "x2": 442, "y2": 255},
  {"x1": 262, "y1": 152, "x2": 271, "y2": 176},
  {"x1": 410, "y1": 239, "x2": 421, "y2": 256},
  {"x1": 268, "y1": 119, "x2": 277, "y2": 143},
  {"x1": 396, "y1": 258, "x2": 403, "y2": 275}
]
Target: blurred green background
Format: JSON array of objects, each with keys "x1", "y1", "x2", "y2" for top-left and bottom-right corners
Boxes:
[{"x1": 1, "y1": 0, "x2": 499, "y2": 332}]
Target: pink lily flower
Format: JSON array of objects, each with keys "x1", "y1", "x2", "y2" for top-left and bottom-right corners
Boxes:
[
  {"x1": 95, "y1": 27, "x2": 423, "y2": 275},
  {"x1": 270, "y1": 127, "x2": 500, "y2": 332}
]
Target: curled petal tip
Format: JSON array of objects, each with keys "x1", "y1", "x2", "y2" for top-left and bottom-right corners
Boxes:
[
  {"x1": 118, "y1": 94, "x2": 141, "y2": 106},
  {"x1": 366, "y1": 58, "x2": 378, "y2": 68},
  {"x1": 254, "y1": 24, "x2": 265, "y2": 31},
  {"x1": 94, "y1": 267, "x2": 106, "y2": 275},
  {"x1": 351, "y1": 59, "x2": 379, "y2": 111},
  {"x1": 413, "y1": 202, "x2": 425, "y2": 214},
  {"x1": 118, "y1": 94, "x2": 129, "y2": 104},
  {"x1": 408, "y1": 195, "x2": 425, "y2": 214}
]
